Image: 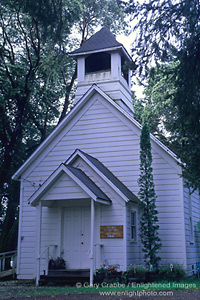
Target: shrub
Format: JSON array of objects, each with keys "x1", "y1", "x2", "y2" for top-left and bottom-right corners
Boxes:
[
  {"x1": 49, "y1": 257, "x2": 66, "y2": 270},
  {"x1": 160, "y1": 263, "x2": 186, "y2": 282},
  {"x1": 122, "y1": 265, "x2": 147, "y2": 283},
  {"x1": 94, "y1": 265, "x2": 121, "y2": 283}
]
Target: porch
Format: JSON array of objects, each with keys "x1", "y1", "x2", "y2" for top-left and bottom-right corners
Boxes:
[
  {"x1": 35, "y1": 199, "x2": 109, "y2": 286},
  {"x1": 27, "y1": 152, "x2": 137, "y2": 286}
]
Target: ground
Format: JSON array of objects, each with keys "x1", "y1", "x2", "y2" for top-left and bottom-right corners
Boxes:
[
  {"x1": 1, "y1": 290, "x2": 200, "y2": 300},
  {"x1": 0, "y1": 281, "x2": 199, "y2": 300}
]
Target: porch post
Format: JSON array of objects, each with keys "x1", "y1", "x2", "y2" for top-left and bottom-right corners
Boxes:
[
  {"x1": 57, "y1": 207, "x2": 62, "y2": 256},
  {"x1": 36, "y1": 201, "x2": 42, "y2": 286},
  {"x1": 90, "y1": 198, "x2": 95, "y2": 286}
]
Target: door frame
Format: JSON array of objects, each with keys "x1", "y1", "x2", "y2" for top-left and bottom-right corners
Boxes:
[{"x1": 63, "y1": 205, "x2": 91, "y2": 269}]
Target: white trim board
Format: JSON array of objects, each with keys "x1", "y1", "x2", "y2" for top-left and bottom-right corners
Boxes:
[{"x1": 28, "y1": 163, "x2": 111, "y2": 206}]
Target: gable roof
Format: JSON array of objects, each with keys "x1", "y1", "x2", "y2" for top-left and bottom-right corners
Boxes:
[
  {"x1": 28, "y1": 163, "x2": 111, "y2": 206},
  {"x1": 65, "y1": 165, "x2": 110, "y2": 203},
  {"x1": 70, "y1": 27, "x2": 132, "y2": 61},
  {"x1": 66, "y1": 149, "x2": 138, "y2": 203},
  {"x1": 12, "y1": 84, "x2": 180, "y2": 181}
]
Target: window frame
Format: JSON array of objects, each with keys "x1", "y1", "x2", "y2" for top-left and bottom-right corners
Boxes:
[{"x1": 130, "y1": 210, "x2": 137, "y2": 242}]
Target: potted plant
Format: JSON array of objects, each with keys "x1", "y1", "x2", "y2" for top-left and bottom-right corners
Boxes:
[
  {"x1": 106, "y1": 265, "x2": 122, "y2": 283},
  {"x1": 94, "y1": 267, "x2": 105, "y2": 283},
  {"x1": 48, "y1": 257, "x2": 66, "y2": 270}
]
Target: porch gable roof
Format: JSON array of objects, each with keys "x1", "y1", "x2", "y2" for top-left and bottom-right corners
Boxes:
[
  {"x1": 28, "y1": 163, "x2": 111, "y2": 206},
  {"x1": 66, "y1": 149, "x2": 138, "y2": 203}
]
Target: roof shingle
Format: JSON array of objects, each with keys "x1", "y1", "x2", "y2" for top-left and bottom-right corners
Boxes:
[
  {"x1": 65, "y1": 165, "x2": 111, "y2": 202},
  {"x1": 70, "y1": 27, "x2": 123, "y2": 55}
]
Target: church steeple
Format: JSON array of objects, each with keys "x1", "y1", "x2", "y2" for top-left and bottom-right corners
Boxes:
[{"x1": 70, "y1": 27, "x2": 134, "y2": 114}]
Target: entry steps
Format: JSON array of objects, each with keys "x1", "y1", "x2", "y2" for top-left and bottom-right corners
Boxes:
[{"x1": 39, "y1": 269, "x2": 90, "y2": 286}]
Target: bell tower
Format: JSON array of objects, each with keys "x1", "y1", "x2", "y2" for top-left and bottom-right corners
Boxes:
[{"x1": 70, "y1": 27, "x2": 134, "y2": 114}]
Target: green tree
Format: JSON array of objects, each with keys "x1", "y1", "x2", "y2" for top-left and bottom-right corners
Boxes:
[
  {"x1": 138, "y1": 124, "x2": 162, "y2": 269},
  {"x1": 0, "y1": 0, "x2": 81, "y2": 251},
  {"x1": 127, "y1": 0, "x2": 200, "y2": 190},
  {"x1": 133, "y1": 62, "x2": 179, "y2": 148},
  {"x1": 0, "y1": 0, "x2": 129, "y2": 251}
]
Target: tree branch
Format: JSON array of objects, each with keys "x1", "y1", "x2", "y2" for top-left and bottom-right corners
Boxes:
[{"x1": 59, "y1": 64, "x2": 77, "y2": 123}]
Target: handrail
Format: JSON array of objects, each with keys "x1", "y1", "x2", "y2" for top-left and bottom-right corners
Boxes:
[
  {"x1": 36, "y1": 244, "x2": 57, "y2": 285},
  {"x1": 0, "y1": 250, "x2": 17, "y2": 279},
  {"x1": 0, "y1": 250, "x2": 17, "y2": 257},
  {"x1": 39, "y1": 245, "x2": 57, "y2": 258}
]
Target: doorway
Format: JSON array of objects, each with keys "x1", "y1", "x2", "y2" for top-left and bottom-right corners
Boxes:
[{"x1": 63, "y1": 206, "x2": 91, "y2": 269}]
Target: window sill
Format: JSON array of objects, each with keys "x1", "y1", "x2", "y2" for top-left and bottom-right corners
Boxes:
[{"x1": 130, "y1": 240, "x2": 137, "y2": 244}]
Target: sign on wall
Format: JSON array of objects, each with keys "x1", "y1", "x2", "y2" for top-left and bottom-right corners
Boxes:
[{"x1": 100, "y1": 225, "x2": 123, "y2": 239}]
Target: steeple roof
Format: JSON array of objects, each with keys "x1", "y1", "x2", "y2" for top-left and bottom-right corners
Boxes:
[{"x1": 70, "y1": 27, "x2": 131, "y2": 61}]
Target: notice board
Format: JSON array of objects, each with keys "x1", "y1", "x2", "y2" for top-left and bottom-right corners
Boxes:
[{"x1": 100, "y1": 225, "x2": 123, "y2": 239}]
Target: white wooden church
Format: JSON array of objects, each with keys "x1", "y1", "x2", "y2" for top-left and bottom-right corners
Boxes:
[{"x1": 12, "y1": 27, "x2": 200, "y2": 285}]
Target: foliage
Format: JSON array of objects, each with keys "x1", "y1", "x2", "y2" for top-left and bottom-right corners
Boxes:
[
  {"x1": 94, "y1": 266, "x2": 106, "y2": 275},
  {"x1": 76, "y1": 0, "x2": 128, "y2": 41},
  {"x1": 138, "y1": 124, "x2": 162, "y2": 269},
  {"x1": 127, "y1": 0, "x2": 200, "y2": 71},
  {"x1": 160, "y1": 263, "x2": 187, "y2": 282},
  {"x1": 0, "y1": 0, "x2": 129, "y2": 252},
  {"x1": 94, "y1": 264, "x2": 121, "y2": 284},
  {"x1": 133, "y1": 61, "x2": 180, "y2": 154},
  {"x1": 0, "y1": 0, "x2": 81, "y2": 252},
  {"x1": 94, "y1": 263, "x2": 119, "y2": 275},
  {"x1": 122, "y1": 265, "x2": 147, "y2": 283},
  {"x1": 49, "y1": 257, "x2": 66, "y2": 270},
  {"x1": 127, "y1": 0, "x2": 200, "y2": 191},
  {"x1": 197, "y1": 221, "x2": 200, "y2": 233},
  {"x1": 136, "y1": 62, "x2": 178, "y2": 137}
]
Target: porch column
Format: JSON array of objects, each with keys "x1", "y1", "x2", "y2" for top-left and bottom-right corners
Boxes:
[
  {"x1": 36, "y1": 201, "x2": 42, "y2": 286},
  {"x1": 57, "y1": 207, "x2": 62, "y2": 256},
  {"x1": 90, "y1": 198, "x2": 95, "y2": 286}
]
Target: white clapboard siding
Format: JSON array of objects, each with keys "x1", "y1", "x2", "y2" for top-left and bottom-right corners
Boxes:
[
  {"x1": 183, "y1": 186, "x2": 200, "y2": 275},
  {"x1": 18, "y1": 94, "x2": 192, "y2": 278},
  {"x1": 41, "y1": 173, "x2": 88, "y2": 201},
  {"x1": 17, "y1": 178, "x2": 38, "y2": 278},
  {"x1": 100, "y1": 202, "x2": 125, "y2": 270}
]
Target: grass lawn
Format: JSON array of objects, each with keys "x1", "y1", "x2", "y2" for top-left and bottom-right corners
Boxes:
[{"x1": 0, "y1": 280, "x2": 200, "y2": 298}]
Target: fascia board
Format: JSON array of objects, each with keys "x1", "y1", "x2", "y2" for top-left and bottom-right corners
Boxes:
[
  {"x1": 66, "y1": 149, "x2": 131, "y2": 203},
  {"x1": 96, "y1": 197, "x2": 112, "y2": 205},
  {"x1": 70, "y1": 46, "x2": 122, "y2": 57},
  {"x1": 70, "y1": 46, "x2": 132, "y2": 62},
  {"x1": 29, "y1": 164, "x2": 67, "y2": 205},
  {"x1": 30, "y1": 163, "x2": 110, "y2": 206}
]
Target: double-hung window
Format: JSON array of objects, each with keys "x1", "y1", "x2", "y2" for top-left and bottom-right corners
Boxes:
[{"x1": 131, "y1": 211, "x2": 137, "y2": 241}]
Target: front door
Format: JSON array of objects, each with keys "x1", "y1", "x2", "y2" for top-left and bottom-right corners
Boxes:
[{"x1": 63, "y1": 206, "x2": 91, "y2": 269}]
